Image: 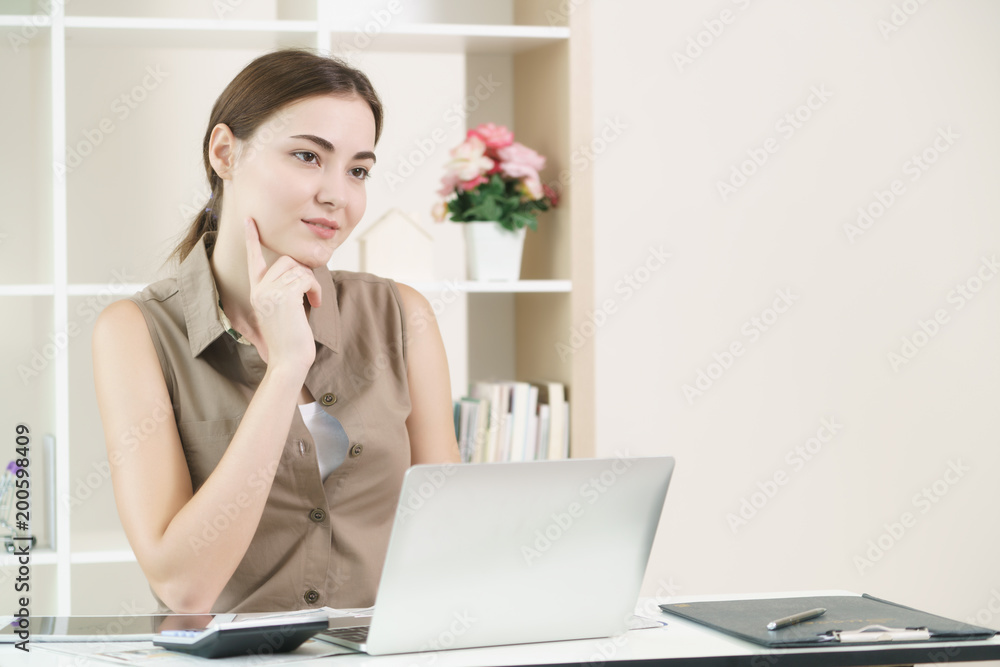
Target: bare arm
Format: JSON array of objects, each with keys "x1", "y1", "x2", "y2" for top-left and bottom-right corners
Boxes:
[
  {"x1": 93, "y1": 299, "x2": 305, "y2": 613},
  {"x1": 395, "y1": 283, "x2": 461, "y2": 465},
  {"x1": 93, "y1": 218, "x2": 322, "y2": 613}
]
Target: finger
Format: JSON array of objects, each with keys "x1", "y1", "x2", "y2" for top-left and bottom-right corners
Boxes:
[
  {"x1": 284, "y1": 269, "x2": 323, "y2": 309},
  {"x1": 278, "y1": 266, "x2": 312, "y2": 286},
  {"x1": 244, "y1": 217, "x2": 267, "y2": 286},
  {"x1": 305, "y1": 274, "x2": 322, "y2": 309}
]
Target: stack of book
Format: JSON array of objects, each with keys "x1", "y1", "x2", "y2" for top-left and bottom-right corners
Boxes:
[{"x1": 452, "y1": 381, "x2": 570, "y2": 463}]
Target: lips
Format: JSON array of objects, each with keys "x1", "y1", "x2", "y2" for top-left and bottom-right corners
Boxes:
[{"x1": 302, "y1": 218, "x2": 339, "y2": 231}]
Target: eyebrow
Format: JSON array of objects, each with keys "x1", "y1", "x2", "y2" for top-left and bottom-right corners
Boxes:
[{"x1": 289, "y1": 134, "x2": 376, "y2": 163}]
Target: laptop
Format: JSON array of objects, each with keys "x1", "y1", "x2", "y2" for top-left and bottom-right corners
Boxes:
[{"x1": 316, "y1": 455, "x2": 674, "y2": 655}]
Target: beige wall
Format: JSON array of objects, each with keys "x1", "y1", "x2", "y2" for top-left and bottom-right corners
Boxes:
[{"x1": 591, "y1": 0, "x2": 1000, "y2": 626}]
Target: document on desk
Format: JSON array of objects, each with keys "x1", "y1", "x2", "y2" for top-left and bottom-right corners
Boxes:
[
  {"x1": 34, "y1": 637, "x2": 354, "y2": 665},
  {"x1": 658, "y1": 594, "x2": 997, "y2": 648}
]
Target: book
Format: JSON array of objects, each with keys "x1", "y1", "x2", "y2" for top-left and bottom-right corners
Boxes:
[
  {"x1": 524, "y1": 384, "x2": 539, "y2": 460},
  {"x1": 451, "y1": 397, "x2": 492, "y2": 463},
  {"x1": 470, "y1": 382, "x2": 503, "y2": 462},
  {"x1": 531, "y1": 381, "x2": 567, "y2": 459},
  {"x1": 464, "y1": 380, "x2": 570, "y2": 462},
  {"x1": 536, "y1": 404, "x2": 551, "y2": 461}
]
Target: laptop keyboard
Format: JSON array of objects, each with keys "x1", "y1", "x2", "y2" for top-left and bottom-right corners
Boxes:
[{"x1": 319, "y1": 626, "x2": 370, "y2": 644}]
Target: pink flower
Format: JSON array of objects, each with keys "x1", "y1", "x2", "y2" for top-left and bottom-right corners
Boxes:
[
  {"x1": 520, "y1": 174, "x2": 544, "y2": 200},
  {"x1": 441, "y1": 135, "x2": 494, "y2": 189},
  {"x1": 460, "y1": 175, "x2": 489, "y2": 191},
  {"x1": 468, "y1": 123, "x2": 514, "y2": 149},
  {"x1": 437, "y1": 171, "x2": 461, "y2": 197},
  {"x1": 431, "y1": 201, "x2": 448, "y2": 222},
  {"x1": 497, "y1": 141, "x2": 546, "y2": 174},
  {"x1": 542, "y1": 183, "x2": 560, "y2": 207}
]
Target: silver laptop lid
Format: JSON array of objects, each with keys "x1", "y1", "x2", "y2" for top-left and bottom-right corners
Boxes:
[{"x1": 367, "y1": 456, "x2": 674, "y2": 655}]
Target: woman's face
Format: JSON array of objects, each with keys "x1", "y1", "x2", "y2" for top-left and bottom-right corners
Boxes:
[{"x1": 225, "y1": 94, "x2": 377, "y2": 268}]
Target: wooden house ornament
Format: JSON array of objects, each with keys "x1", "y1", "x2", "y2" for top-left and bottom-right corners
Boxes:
[{"x1": 357, "y1": 208, "x2": 434, "y2": 281}]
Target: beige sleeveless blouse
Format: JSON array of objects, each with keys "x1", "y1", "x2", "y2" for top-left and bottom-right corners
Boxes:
[{"x1": 125, "y1": 231, "x2": 412, "y2": 613}]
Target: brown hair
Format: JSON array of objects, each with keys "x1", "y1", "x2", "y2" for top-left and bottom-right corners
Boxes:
[{"x1": 170, "y1": 48, "x2": 383, "y2": 263}]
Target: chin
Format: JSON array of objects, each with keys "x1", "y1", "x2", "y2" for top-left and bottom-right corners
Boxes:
[{"x1": 298, "y1": 244, "x2": 336, "y2": 269}]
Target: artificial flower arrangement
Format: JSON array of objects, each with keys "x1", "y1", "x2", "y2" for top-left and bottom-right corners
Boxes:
[{"x1": 433, "y1": 123, "x2": 559, "y2": 231}]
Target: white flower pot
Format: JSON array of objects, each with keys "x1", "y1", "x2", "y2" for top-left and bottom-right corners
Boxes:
[{"x1": 463, "y1": 222, "x2": 527, "y2": 281}]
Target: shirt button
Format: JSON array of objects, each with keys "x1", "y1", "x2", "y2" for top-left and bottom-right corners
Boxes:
[
  {"x1": 304, "y1": 589, "x2": 320, "y2": 605},
  {"x1": 349, "y1": 443, "x2": 363, "y2": 458},
  {"x1": 321, "y1": 393, "x2": 337, "y2": 406},
  {"x1": 310, "y1": 508, "x2": 326, "y2": 523}
]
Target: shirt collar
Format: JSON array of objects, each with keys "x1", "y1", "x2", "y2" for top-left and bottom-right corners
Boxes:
[{"x1": 178, "y1": 230, "x2": 341, "y2": 358}]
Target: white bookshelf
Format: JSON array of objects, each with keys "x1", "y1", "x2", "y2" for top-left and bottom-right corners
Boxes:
[
  {"x1": 0, "y1": 280, "x2": 572, "y2": 297},
  {"x1": 0, "y1": 0, "x2": 592, "y2": 615}
]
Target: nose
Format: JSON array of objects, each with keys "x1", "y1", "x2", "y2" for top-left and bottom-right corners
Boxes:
[{"x1": 318, "y1": 173, "x2": 347, "y2": 211}]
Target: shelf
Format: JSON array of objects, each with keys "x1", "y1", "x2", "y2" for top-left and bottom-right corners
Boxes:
[
  {"x1": 0, "y1": 546, "x2": 138, "y2": 566},
  {"x1": 70, "y1": 549, "x2": 136, "y2": 564},
  {"x1": 330, "y1": 23, "x2": 569, "y2": 54},
  {"x1": 0, "y1": 546, "x2": 57, "y2": 566},
  {"x1": 0, "y1": 14, "x2": 51, "y2": 27},
  {"x1": 60, "y1": 16, "x2": 567, "y2": 53},
  {"x1": 68, "y1": 530, "x2": 136, "y2": 564},
  {"x1": 65, "y1": 17, "x2": 319, "y2": 50},
  {"x1": 0, "y1": 285, "x2": 56, "y2": 296},
  {"x1": 412, "y1": 280, "x2": 572, "y2": 293},
  {"x1": 0, "y1": 281, "x2": 572, "y2": 297}
]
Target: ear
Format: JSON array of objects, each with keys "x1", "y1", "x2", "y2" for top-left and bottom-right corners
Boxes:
[{"x1": 208, "y1": 123, "x2": 240, "y2": 180}]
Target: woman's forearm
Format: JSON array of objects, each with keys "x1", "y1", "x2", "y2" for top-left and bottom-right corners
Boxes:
[{"x1": 150, "y1": 366, "x2": 304, "y2": 613}]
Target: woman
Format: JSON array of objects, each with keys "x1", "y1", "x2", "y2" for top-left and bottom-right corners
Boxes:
[{"x1": 92, "y1": 48, "x2": 460, "y2": 615}]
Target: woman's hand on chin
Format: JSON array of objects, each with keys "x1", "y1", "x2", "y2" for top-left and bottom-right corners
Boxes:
[{"x1": 244, "y1": 216, "x2": 320, "y2": 376}]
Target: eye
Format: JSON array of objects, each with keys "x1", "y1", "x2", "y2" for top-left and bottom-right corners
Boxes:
[
  {"x1": 350, "y1": 166, "x2": 371, "y2": 181},
  {"x1": 292, "y1": 151, "x2": 319, "y2": 165}
]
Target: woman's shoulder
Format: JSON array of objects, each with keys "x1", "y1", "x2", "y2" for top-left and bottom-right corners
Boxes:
[
  {"x1": 328, "y1": 269, "x2": 401, "y2": 302},
  {"x1": 328, "y1": 270, "x2": 429, "y2": 309},
  {"x1": 128, "y1": 275, "x2": 182, "y2": 305}
]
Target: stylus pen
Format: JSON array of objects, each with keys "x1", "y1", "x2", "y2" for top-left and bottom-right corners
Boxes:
[{"x1": 766, "y1": 607, "x2": 827, "y2": 631}]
